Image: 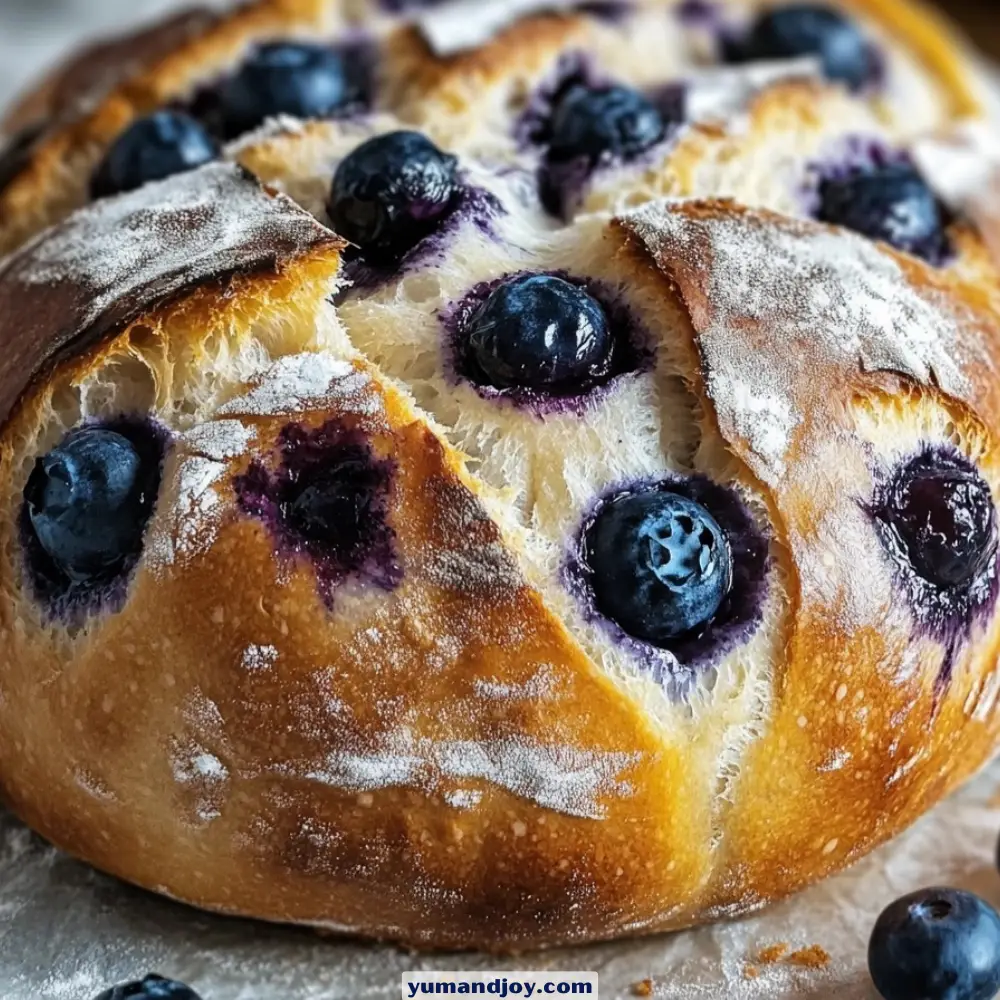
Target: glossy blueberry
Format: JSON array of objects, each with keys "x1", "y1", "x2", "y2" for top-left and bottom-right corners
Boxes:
[
  {"x1": 817, "y1": 164, "x2": 945, "y2": 260},
  {"x1": 92, "y1": 974, "x2": 203, "y2": 1000},
  {"x1": 218, "y1": 42, "x2": 361, "y2": 137},
  {"x1": 329, "y1": 130, "x2": 459, "y2": 265},
  {"x1": 465, "y1": 275, "x2": 613, "y2": 391},
  {"x1": 734, "y1": 4, "x2": 873, "y2": 91},
  {"x1": 587, "y1": 491, "x2": 733, "y2": 643},
  {"x1": 868, "y1": 888, "x2": 1000, "y2": 1000},
  {"x1": 25, "y1": 428, "x2": 158, "y2": 584},
  {"x1": 880, "y1": 452, "x2": 996, "y2": 590},
  {"x1": 90, "y1": 112, "x2": 218, "y2": 198},
  {"x1": 548, "y1": 83, "x2": 665, "y2": 166}
]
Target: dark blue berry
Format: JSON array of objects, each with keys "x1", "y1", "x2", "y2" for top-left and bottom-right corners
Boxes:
[
  {"x1": 880, "y1": 452, "x2": 996, "y2": 590},
  {"x1": 817, "y1": 164, "x2": 946, "y2": 261},
  {"x1": 465, "y1": 275, "x2": 613, "y2": 391},
  {"x1": 92, "y1": 973, "x2": 202, "y2": 1000},
  {"x1": 868, "y1": 888, "x2": 1000, "y2": 1000},
  {"x1": 90, "y1": 112, "x2": 218, "y2": 199},
  {"x1": 328, "y1": 130, "x2": 459, "y2": 265},
  {"x1": 587, "y1": 491, "x2": 733, "y2": 643},
  {"x1": 25, "y1": 428, "x2": 158, "y2": 584},
  {"x1": 219, "y1": 42, "x2": 362, "y2": 137},
  {"x1": 548, "y1": 83, "x2": 665, "y2": 165},
  {"x1": 735, "y1": 4, "x2": 874, "y2": 91}
]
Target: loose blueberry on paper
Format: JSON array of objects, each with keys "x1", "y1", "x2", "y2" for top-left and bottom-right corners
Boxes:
[
  {"x1": 732, "y1": 4, "x2": 874, "y2": 91},
  {"x1": 24, "y1": 428, "x2": 159, "y2": 585},
  {"x1": 328, "y1": 130, "x2": 460, "y2": 265},
  {"x1": 464, "y1": 274, "x2": 614, "y2": 391},
  {"x1": 92, "y1": 974, "x2": 203, "y2": 1000},
  {"x1": 219, "y1": 42, "x2": 363, "y2": 137},
  {"x1": 547, "y1": 83, "x2": 666, "y2": 167},
  {"x1": 817, "y1": 163, "x2": 947, "y2": 263},
  {"x1": 587, "y1": 491, "x2": 733, "y2": 644},
  {"x1": 868, "y1": 888, "x2": 1000, "y2": 1000},
  {"x1": 91, "y1": 112, "x2": 218, "y2": 198}
]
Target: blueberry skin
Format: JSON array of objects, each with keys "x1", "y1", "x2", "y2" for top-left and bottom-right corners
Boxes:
[
  {"x1": 90, "y1": 112, "x2": 218, "y2": 199},
  {"x1": 869, "y1": 888, "x2": 1000, "y2": 1000},
  {"x1": 737, "y1": 4, "x2": 873, "y2": 91},
  {"x1": 92, "y1": 974, "x2": 203, "y2": 1000},
  {"x1": 219, "y1": 42, "x2": 360, "y2": 137},
  {"x1": 548, "y1": 83, "x2": 666, "y2": 166},
  {"x1": 25, "y1": 429, "x2": 157, "y2": 584},
  {"x1": 880, "y1": 452, "x2": 996, "y2": 589},
  {"x1": 329, "y1": 130, "x2": 459, "y2": 265},
  {"x1": 465, "y1": 275, "x2": 613, "y2": 391},
  {"x1": 817, "y1": 163, "x2": 945, "y2": 260},
  {"x1": 587, "y1": 491, "x2": 733, "y2": 643}
]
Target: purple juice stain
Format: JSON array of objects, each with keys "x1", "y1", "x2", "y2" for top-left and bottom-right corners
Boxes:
[
  {"x1": 517, "y1": 54, "x2": 685, "y2": 220},
  {"x1": 440, "y1": 269, "x2": 654, "y2": 417},
  {"x1": 334, "y1": 179, "x2": 504, "y2": 300},
  {"x1": 233, "y1": 419, "x2": 402, "y2": 608},
  {"x1": 867, "y1": 445, "x2": 999, "y2": 688},
  {"x1": 565, "y1": 475, "x2": 770, "y2": 697},
  {"x1": 20, "y1": 415, "x2": 169, "y2": 624}
]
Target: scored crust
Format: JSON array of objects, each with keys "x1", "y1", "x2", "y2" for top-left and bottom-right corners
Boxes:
[
  {"x1": 1, "y1": 155, "x2": 1000, "y2": 951},
  {"x1": 0, "y1": 0, "x2": 989, "y2": 259}
]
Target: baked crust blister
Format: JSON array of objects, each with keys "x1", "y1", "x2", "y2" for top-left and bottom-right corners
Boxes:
[{"x1": 0, "y1": 0, "x2": 999, "y2": 955}]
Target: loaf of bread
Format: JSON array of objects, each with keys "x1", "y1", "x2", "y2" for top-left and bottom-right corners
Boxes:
[{"x1": 1, "y1": 0, "x2": 1000, "y2": 953}]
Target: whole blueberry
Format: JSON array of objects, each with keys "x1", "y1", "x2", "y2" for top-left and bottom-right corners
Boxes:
[
  {"x1": 328, "y1": 130, "x2": 459, "y2": 265},
  {"x1": 90, "y1": 112, "x2": 218, "y2": 199},
  {"x1": 548, "y1": 83, "x2": 666, "y2": 165},
  {"x1": 586, "y1": 490, "x2": 733, "y2": 643},
  {"x1": 868, "y1": 888, "x2": 1000, "y2": 1000},
  {"x1": 817, "y1": 163, "x2": 946, "y2": 261},
  {"x1": 92, "y1": 974, "x2": 203, "y2": 1000},
  {"x1": 25, "y1": 428, "x2": 158, "y2": 584},
  {"x1": 465, "y1": 274, "x2": 613, "y2": 391},
  {"x1": 880, "y1": 453, "x2": 996, "y2": 590},
  {"x1": 735, "y1": 4, "x2": 873, "y2": 91},
  {"x1": 218, "y1": 42, "x2": 361, "y2": 137}
]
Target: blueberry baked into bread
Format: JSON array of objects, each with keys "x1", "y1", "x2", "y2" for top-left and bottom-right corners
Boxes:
[{"x1": 1, "y1": 0, "x2": 1000, "y2": 954}]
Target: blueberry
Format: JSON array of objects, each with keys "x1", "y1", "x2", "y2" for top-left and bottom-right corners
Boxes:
[
  {"x1": 286, "y1": 453, "x2": 385, "y2": 556},
  {"x1": 328, "y1": 130, "x2": 459, "y2": 265},
  {"x1": 817, "y1": 164, "x2": 946, "y2": 261},
  {"x1": 868, "y1": 888, "x2": 1000, "y2": 1000},
  {"x1": 218, "y1": 42, "x2": 362, "y2": 137},
  {"x1": 586, "y1": 491, "x2": 732, "y2": 643},
  {"x1": 548, "y1": 83, "x2": 666, "y2": 166},
  {"x1": 92, "y1": 974, "x2": 202, "y2": 1000},
  {"x1": 880, "y1": 453, "x2": 996, "y2": 590},
  {"x1": 733, "y1": 4, "x2": 874, "y2": 91},
  {"x1": 25, "y1": 428, "x2": 159, "y2": 584},
  {"x1": 90, "y1": 112, "x2": 218, "y2": 199},
  {"x1": 464, "y1": 274, "x2": 613, "y2": 391}
]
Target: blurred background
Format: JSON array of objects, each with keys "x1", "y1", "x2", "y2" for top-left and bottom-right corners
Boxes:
[{"x1": 0, "y1": 0, "x2": 995, "y2": 109}]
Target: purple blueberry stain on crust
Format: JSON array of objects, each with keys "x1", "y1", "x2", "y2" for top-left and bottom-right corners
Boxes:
[
  {"x1": 233, "y1": 419, "x2": 402, "y2": 608},
  {"x1": 565, "y1": 476, "x2": 771, "y2": 695},
  {"x1": 440, "y1": 269, "x2": 654, "y2": 417},
  {"x1": 20, "y1": 415, "x2": 169, "y2": 623},
  {"x1": 866, "y1": 445, "x2": 999, "y2": 688}
]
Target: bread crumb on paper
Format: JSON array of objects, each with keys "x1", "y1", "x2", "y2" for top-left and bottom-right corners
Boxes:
[
  {"x1": 631, "y1": 980, "x2": 653, "y2": 997},
  {"x1": 743, "y1": 965, "x2": 760, "y2": 980},
  {"x1": 786, "y1": 945, "x2": 831, "y2": 968},
  {"x1": 755, "y1": 942, "x2": 789, "y2": 964}
]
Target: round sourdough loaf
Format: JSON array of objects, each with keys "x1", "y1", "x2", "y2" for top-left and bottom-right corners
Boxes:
[{"x1": 1, "y1": 0, "x2": 1000, "y2": 953}]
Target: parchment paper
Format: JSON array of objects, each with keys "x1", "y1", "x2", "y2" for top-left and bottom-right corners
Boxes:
[{"x1": 2, "y1": 755, "x2": 1000, "y2": 1000}]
